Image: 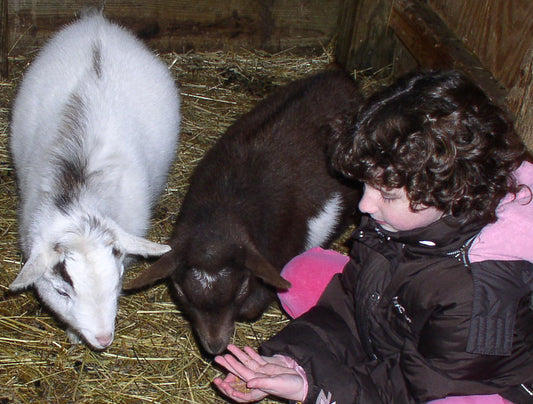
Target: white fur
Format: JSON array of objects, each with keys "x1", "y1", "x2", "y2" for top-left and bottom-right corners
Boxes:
[
  {"x1": 191, "y1": 268, "x2": 230, "y2": 289},
  {"x1": 305, "y1": 193, "x2": 343, "y2": 250},
  {"x1": 9, "y1": 12, "x2": 180, "y2": 350}
]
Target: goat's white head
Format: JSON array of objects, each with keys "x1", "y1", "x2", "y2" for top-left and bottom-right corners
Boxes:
[{"x1": 10, "y1": 213, "x2": 170, "y2": 350}]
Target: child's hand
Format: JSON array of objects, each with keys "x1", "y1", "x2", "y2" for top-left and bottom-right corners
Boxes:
[
  {"x1": 214, "y1": 371, "x2": 269, "y2": 403},
  {"x1": 213, "y1": 344, "x2": 308, "y2": 402}
]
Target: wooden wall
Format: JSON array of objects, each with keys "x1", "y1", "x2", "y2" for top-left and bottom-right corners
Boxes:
[
  {"x1": 1, "y1": 0, "x2": 532, "y2": 148},
  {"x1": 336, "y1": 0, "x2": 533, "y2": 149},
  {"x1": 4, "y1": 0, "x2": 341, "y2": 57},
  {"x1": 428, "y1": 0, "x2": 533, "y2": 92},
  {"x1": 429, "y1": 0, "x2": 533, "y2": 148}
]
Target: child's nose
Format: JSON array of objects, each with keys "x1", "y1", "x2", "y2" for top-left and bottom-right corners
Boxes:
[{"x1": 358, "y1": 190, "x2": 377, "y2": 214}]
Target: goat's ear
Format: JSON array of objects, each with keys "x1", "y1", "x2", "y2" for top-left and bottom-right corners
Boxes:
[
  {"x1": 123, "y1": 250, "x2": 177, "y2": 291},
  {"x1": 243, "y1": 244, "x2": 291, "y2": 290},
  {"x1": 113, "y1": 225, "x2": 171, "y2": 258},
  {"x1": 10, "y1": 253, "x2": 47, "y2": 292}
]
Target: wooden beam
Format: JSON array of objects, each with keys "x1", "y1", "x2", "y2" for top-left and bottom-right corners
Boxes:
[
  {"x1": 335, "y1": 0, "x2": 398, "y2": 76},
  {"x1": 0, "y1": 0, "x2": 7, "y2": 78},
  {"x1": 389, "y1": 0, "x2": 507, "y2": 109},
  {"x1": 6, "y1": 1, "x2": 341, "y2": 56},
  {"x1": 507, "y1": 49, "x2": 533, "y2": 150}
]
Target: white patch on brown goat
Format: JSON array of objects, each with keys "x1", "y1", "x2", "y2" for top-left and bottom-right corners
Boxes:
[
  {"x1": 305, "y1": 193, "x2": 343, "y2": 250},
  {"x1": 191, "y1": 268, "x2": 229, "y2": 289}
]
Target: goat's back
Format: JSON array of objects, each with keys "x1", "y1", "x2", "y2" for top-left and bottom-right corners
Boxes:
[
  {"x1": 179, "y1": 70, "x2": 362, "y2": 269},
  {"x1": 11, "y1": 13, "x2": 179, "y2": 192},
  {"x1": 10, "y1": 13, "x2": 181, "y2": 245}
]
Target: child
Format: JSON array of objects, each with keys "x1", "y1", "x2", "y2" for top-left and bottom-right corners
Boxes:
[{"x1": 213, "y1": 70, "x2": 533, "y2": 404}]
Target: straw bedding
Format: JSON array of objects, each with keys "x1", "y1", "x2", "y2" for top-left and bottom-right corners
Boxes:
[{"x1": 0, "y1": 43, "x2": 380, "y2": 403}]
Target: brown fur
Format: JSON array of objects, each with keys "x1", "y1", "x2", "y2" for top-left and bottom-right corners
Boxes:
[{"x1": 125, "y1": 70, "x2": 363, "y2": 355}]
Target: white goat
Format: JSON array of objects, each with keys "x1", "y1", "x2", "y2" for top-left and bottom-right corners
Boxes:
[{"x1": 9, "y1": 11, "x2": 180, "y2": 350}]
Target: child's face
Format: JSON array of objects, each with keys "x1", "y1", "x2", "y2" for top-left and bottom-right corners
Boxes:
[{"x1": 359, "y1": 184, "x2": 444, "y2": 232}]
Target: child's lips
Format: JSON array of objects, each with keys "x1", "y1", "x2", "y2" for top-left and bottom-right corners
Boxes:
[{"x1": 373, "y1": 218, "x2": 387, "y2": 226}]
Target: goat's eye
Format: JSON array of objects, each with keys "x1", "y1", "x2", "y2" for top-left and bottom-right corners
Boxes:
[
  {"x1": 55, "y1": 287, "x2": 71, "y2": 298},
  {"x1": 112, "y1": 247, "x2": 122, "y2": 258}
]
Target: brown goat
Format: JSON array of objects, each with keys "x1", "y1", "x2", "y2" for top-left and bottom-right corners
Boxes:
[{"x1": 125, "y1": 70, "x2": 363, "y2": 355}]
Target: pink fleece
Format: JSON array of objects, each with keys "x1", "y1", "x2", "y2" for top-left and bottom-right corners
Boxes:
[
  {"x1": 278, "y1": 247, "x2": 349, "y2": 318},
  {"x1": 427, "y1": 395, "x2": 512, "y2": 404},
  {"x1": 469, "y1": 161, "x2": 533, "y2": 263}
]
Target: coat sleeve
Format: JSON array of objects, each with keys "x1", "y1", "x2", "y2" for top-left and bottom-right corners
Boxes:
[
  {"x1": 467, "y1": 260, "x2": 532, "y2": 355},
  {"x1": 260, "y1": 260, "x2": 414, "y2": 404}
]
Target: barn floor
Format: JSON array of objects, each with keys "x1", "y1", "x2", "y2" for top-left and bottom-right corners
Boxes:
[{"x1": 0, "y1": 43, "x2": 375, "y2": 403}]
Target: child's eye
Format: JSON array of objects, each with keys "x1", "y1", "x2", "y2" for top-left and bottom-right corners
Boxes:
[{"x1": 381, "y1": 193, "x2": 398, "y2": 202}]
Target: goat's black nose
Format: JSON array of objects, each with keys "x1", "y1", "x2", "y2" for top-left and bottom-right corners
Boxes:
[{"x1": 204, "y1": 339, "x2": 228, "y2": 356}]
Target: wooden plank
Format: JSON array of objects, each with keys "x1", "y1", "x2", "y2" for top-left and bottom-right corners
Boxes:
[
  {"x1": 7, "y1": 0, "x2": 340, "y2": 56},
  {"x1": 0, "y1": 0, "x2": 7, "y2": 78},
  {"x1": 389, "y1": 0, "x2": 507, "y2": 109},
  {"x1": 428, "y1": 0, "x2": 533, "y2": 91},
  {"x1": 335, "y1": 0, "x2": 400, "y2": 76},
  {"x1": 507, "y1": 49, "x2": 533, "y2": 150},
  {"x1": 335, "y1": 0, "x2": 360, "y2": 70}
]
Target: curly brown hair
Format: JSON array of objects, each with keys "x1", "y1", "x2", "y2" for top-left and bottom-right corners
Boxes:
[{"x1": 331, "y1": 70, "x2": 530, "y2": 225}]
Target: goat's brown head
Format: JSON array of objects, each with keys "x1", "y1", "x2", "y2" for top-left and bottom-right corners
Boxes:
[{"x1": 124, "y1": 234, "x2": 290, "y2": 355}]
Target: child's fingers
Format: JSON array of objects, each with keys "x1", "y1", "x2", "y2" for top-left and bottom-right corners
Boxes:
[
  {"x1": 231, "y1": 388, "x2": 268, "y2": 402},
  {"x1": 227, "y1": 344, "x2": 259, "y2": 367},
  {"x1": 215, "y1": 354, "x2": 256, "y2": 384},
  {"x1": 226, "y1": 345, "x2": 270, "y2": 370},
  {"x1": 213, "y1": 377, "x2": 248, "y2": 403},
  {"x1": 247, "y1": 374, "x2": 305, "y2": 401},
  {"x1": 215, "y1": 352, "x2": 260, "y2": 384},
  {"x1": 213, "y1": 377, "x2": 232, "y2": 396},
  {"x1": 243, "y1": 345, "x2": 268, "y2": 366},
  {"x1": 213, "y1": 376, "x2": 230, "y2": 394},
  {"x1": 214, "y1": 375, "x2": 268, "y2": 403},
  {"x1": 214, "y1": 355, "x2": 239, "y2": 377},
  {"x1": 223, "y1": 353, "x2": 261, "y2": 380},
  {"x1": 248, "y1": 375, "x2": 290, "y2": 393},
  {"x1": 226, "y1": 345, "x2": 266, "y2": 372}
]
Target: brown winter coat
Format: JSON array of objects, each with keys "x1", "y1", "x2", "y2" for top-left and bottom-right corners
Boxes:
[{"x1": 261, "y1": 215, "x2": 533, "y2": 404}]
